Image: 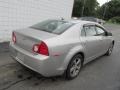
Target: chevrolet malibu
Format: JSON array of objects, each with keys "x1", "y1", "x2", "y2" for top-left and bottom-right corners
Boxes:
[{"x1": 9, "y1": 19, "x2": 114, "y2": 80}]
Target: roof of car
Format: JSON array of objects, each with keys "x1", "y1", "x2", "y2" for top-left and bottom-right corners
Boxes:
[
  {"x1": 67, "y1": 19, "x2": 105, "y2": 29},
  {"x1": 53, "y1": 19, "x2": 104, "y2": 28},
  {"x1": 50, "y1": 19, "x2": 97, "y2": 24},
  {"x1": 68, "y1": 19, "x2": 97, "y2": 24}
]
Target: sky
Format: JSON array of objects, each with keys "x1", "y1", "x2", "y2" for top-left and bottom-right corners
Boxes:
[{"x1": 97, "y1": 0, "x2": 110, "y2": 6}]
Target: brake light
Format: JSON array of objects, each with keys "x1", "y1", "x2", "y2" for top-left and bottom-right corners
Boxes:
[
  {"x1": 33, "y1": 41, "x2": 49, "y2": 56},
  {"x1": 12, "y1": 32, "x2": 16, "y2": 43}
]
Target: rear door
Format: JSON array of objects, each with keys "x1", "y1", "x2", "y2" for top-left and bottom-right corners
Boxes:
[
  {"x1": 95, "y1": 25, "x2": 111, "y2": 53},
  {"x1": 80, "y1": 24, "x2": 101, "y2": 62}
]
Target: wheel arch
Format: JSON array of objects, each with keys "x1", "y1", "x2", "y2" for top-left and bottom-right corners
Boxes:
[
  {"x1": 64, "y1": 51, "x2": 85, "y2": 71},
  {"x1": 74, "y1": 52, "x2": 84, "y2": 64},
  {"x1": 63, "y1": 51, "x2": 85, "y2": 79}
]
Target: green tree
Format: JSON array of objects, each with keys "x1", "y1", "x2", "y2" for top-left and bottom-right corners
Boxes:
[
  {"x1": 97, "y1": 0, "x2": 120, "y2": 20},
  {"x1": 72, "y1": 0, "x2": 82, "y2": 17},
  {"x1": 72, "y1": 0, "x2": 99, "y2": 17}
]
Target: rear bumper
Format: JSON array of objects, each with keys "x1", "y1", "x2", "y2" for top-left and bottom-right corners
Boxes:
[{"x1": 9, "y1": 43, "x2": 64, "y2": 77}]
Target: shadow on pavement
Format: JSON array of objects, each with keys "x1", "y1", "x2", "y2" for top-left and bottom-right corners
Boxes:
[{"x1": 0, "y1": 42, "x2": 9, "y2": 53}]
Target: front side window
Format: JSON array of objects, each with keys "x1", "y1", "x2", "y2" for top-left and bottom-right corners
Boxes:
[
  {"x1": 30, "y1": 20, "x2": 74, "y2": 34},
  {"x1": 84, "y1": 26, "x2": 97, "y2": 36}
]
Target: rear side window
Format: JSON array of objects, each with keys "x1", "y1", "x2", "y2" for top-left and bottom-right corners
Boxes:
[
  {"x1": 84, "y1": 26, "x2": 97, "y2": 36},
  {"x1": 30, "y1": 20, "x2": 74, "y2": 34},
  {"x1": 96, "y1": 26, "x2": 106, "y2": 36},
  {"x1": 81, "y1": 28, "x2": 86, "y2": 36}
]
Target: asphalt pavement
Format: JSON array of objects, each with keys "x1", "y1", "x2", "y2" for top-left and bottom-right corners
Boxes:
[{"x1": 0, "y1": 23, "x2": 120, "y2": 90}]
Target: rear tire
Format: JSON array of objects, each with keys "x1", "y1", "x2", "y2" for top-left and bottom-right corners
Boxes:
[{"x1": 65, "y1": 54, "x2": 83, "y2": 80}]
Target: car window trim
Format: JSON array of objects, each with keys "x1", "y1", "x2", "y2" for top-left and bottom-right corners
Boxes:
[
  {"x1": 81, "y1": 26, "x2": 86, "y2": 36},
  {"x1": 83, "y1": 24, "x2": 97, "y2": 36},
  {"x1": 95, "y1": 25, "x2": 107, "y2": 36}
]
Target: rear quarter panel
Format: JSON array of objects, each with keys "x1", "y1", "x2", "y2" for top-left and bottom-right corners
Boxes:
[{"x1": 44, "y1": 24, "x2": 84, "y2": 70}]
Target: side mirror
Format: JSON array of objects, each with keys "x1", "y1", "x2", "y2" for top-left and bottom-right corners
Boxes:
[{"x1": 106, "y1": 32, "x2": 112, "y2": 36}]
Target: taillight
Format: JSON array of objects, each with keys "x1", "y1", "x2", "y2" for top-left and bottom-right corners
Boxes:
[
  {"x1": 12, "y1": 32, "x2": 16, "y2": 43},
  {"x1": 33, "y1": 41, "x2": 49, "y2": 56}
]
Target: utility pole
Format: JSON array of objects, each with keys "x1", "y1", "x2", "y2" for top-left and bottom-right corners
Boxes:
[
  {"x1": 81, "y1": 0, "x2": 86, "y2": 17},
  {"x1": 103, "y1": 0, "x2": 109, "y2": 19}
]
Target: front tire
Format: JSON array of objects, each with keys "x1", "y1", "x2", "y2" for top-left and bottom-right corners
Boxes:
[
  {"x1": 105, "y1": 43, "x2": 114, "y2": 56},
  {"x1": 65, "y1": 54, "x2": 83, "y2": 80}
]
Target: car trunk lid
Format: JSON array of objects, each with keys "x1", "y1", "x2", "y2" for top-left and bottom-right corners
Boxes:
[{"x1": 14, "y1": 28, "x2": 57, "y2": 53}]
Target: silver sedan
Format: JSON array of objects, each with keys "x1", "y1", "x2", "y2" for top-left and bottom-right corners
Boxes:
[{"x1": 9, "y1": 19, "x2": 114, "y2": 80}]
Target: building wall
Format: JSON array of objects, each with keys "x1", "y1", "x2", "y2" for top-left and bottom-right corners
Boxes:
[{"x1": 0, "y1": 0, "x2": 74, "y2": 42}]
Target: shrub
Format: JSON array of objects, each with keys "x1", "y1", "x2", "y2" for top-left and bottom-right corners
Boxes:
[{"x1": 109, "y1": 16, "x2": 120, "y2": 24}]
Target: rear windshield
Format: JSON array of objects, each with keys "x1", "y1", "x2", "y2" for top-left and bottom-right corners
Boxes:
[{"x1": 30, "y1": 20, "x2": 74, "y2": 34}]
